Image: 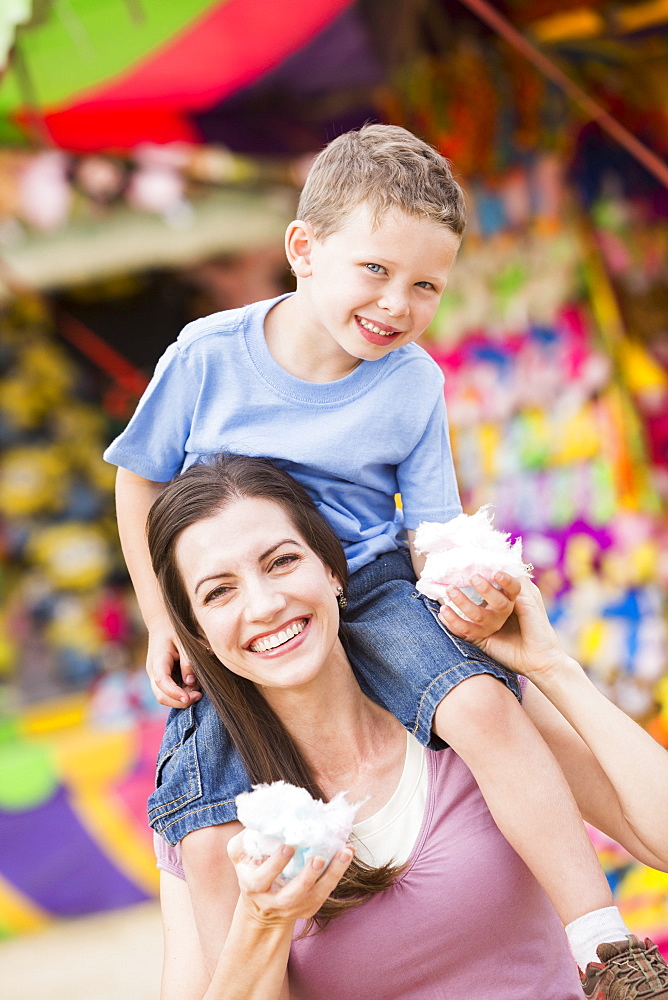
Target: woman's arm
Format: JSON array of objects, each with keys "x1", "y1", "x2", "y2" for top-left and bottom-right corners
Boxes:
[
  {"x1": 521, "y1": 670, "x2": 668, "y2": 871},
  {"x1": 441, "y1": 575, "x2": 668, "y2": 871},
  {"x1": 161, "y1": 872, "x2": 292, "y2": 1000},
  {"x1": 163, "y1": 821, "x2": 353, "y2": 1000}
]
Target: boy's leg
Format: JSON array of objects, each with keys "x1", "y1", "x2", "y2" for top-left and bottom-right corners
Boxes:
[
  {"x1": 344, "y1": 551, "x2": 635, "y2": 974},
  {"x1": 433, "y1": 674, "x2": 613, "y2": 926},
  {"x1": 149, "y1": 695, "x2": 252, "y2": 845},
  {"x1": 435, "y1": 678, "x2": 668, "y2": 998}
]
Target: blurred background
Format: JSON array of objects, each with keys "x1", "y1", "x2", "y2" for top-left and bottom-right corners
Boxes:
[{"x1": 0, "y1": 1, "x2": 667, "y2": 996}]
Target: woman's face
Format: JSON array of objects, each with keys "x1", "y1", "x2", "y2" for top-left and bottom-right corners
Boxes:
[{"x1": 175, "y1": 497, "x2": 343, "y2": 690}]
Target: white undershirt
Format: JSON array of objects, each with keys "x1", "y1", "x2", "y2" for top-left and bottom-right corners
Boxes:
[{"x1": 351, "y1": 731, "x2": 428, "y2": 868}]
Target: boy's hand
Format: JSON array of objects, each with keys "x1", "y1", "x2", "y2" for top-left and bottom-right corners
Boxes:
[
  {"x1": 147, "y1": 627, "x2": 202, "y2": 708},
  {"x1": 437, "y1": 572, "x2": 521, "y2": 643}
]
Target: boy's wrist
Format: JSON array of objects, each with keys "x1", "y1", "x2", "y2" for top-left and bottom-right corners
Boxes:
[{"x1": 144, "y1": 612, "x2": 175, "y2": 636}]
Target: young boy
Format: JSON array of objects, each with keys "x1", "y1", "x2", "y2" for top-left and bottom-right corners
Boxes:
[{"x1": 105, "y1": 125, "x2": 657, "y2": 989}]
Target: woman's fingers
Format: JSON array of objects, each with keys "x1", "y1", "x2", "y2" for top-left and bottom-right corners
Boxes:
[
  {"x1": 229, "y1": 838, "x2": 296, "y2": 892},
  {"x1": 310, "y1": 847, "x2": 354, "y2": 896},
  {"x1": 229, "y1": 833, "x2": 354, "y2": 923},
  {"x1": 279, "y1": 848, "x2": 354, "y2": 915},
  {"x1": 226, "y1": 831, "x2": 246, "y2": 865}
]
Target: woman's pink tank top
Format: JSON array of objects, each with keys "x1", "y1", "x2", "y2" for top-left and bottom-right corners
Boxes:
[{"x1": 288, "y1": 747, "x2": 583, "y2": 999}]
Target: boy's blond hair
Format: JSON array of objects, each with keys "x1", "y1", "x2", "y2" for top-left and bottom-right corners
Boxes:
[{"x1": 297, "y1": 123, "x2": 466, "y2": 240}]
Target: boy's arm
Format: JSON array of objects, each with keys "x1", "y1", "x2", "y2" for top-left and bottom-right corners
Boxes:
[
  {"x1": 115, "y1": 467, "x2": 201, "y2": 708},
  {"x1": 406, "y1": 529, "x2": 426, "y2": 577}
]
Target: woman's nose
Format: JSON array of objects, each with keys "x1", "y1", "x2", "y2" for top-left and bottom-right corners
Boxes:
[{"x1": 243, "y1": 581, "x2": 287, "y2": 623}]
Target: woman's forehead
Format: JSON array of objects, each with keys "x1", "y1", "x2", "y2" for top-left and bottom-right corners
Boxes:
[{"x1": 176, "y1": 497, "x2": 304, "y2": 573}]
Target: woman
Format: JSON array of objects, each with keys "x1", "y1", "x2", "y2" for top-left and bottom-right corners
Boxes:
[{"x1": 147, "y1": 454, "x2": 668, "y2": 1000}]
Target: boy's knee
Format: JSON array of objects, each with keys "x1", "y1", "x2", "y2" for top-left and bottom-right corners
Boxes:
[{"x1": 434, "y1": 673, "x2": 518, "y2": 746}]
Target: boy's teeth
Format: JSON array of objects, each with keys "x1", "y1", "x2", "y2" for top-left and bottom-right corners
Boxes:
[
  {"x1": 250, "y1": 619, "x2": 306, "y2": 652},
  {"x1": 359, "y1": 317, "x2": 394, "y2": 336}
]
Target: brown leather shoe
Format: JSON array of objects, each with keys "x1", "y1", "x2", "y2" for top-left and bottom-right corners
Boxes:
[{"x1": 581, "y1": 936, "x2": 668, "y2": 999}]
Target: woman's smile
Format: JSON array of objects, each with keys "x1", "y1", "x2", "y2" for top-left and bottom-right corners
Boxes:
[{"x1": 246, "y1": 615, "x2": 311, "y2": 654}]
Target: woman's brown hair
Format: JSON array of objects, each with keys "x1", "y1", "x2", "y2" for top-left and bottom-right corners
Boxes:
[{"x1": 147, "y1": 453, "x2": 403, "y2": 929}]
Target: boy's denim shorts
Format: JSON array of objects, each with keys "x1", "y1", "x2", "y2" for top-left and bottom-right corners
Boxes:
[{"x1": 148, "y1": 547, "x2": 521, "y2": 845}]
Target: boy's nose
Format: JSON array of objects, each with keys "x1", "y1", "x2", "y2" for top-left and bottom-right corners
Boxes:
[{"x1": 378, "y1": 287, "x2": 409, "y2": 318}]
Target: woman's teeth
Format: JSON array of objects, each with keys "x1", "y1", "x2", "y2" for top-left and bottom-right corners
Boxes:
[
  {"x1": 358, "y1": 317, "x2": 396, "y2": 336},
  {"x1": 249, "y1": 619, "x2": 306, "y2": 652}
]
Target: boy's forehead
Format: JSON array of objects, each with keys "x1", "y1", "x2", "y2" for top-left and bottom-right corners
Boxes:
[
  {"x1": 326, "y1": 203, "x2": 461, "y2": 266},
  {"x1": 331, "y1": 202, "x2": 458, "y2": 244}
]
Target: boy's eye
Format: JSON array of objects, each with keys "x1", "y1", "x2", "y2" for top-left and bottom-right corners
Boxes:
[
  {"x1": 365, "y1": 263, "x2": 386, "y2": 275},
  {"x1": 415, "y1": 280, "x2": 436, "y2": 290}
]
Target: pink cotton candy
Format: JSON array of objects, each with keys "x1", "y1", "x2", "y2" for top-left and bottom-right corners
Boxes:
[{"x1": 415, "y1": 507, "x2": 532, "y2": 604}]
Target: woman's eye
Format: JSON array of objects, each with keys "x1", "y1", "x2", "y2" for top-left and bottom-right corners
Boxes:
[
  {"x1": 271, "y1": 554, "x2": 299, "y2": 570},
  {"x1": 365, "y1": 263, "x2": 386, "y2": 274},
  {"x1": 204, "y1": 585, "x2": 230, "y2": 604}
]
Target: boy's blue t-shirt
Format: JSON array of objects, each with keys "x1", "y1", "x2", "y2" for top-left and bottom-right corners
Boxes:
[{"x1": 104, "y1": 295, "x2": 462, "y2": 574}]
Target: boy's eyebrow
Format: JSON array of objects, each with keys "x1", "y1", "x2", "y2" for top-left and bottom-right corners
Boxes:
[{"x1": 194, "y1": 539, "x2": 302, "y2": 595}]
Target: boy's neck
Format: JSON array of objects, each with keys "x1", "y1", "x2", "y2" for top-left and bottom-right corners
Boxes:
[{"x1": 264, "y1": 293, "x2": 362, "y2": 383}]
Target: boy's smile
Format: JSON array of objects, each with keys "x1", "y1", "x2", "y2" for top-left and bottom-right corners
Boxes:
[
  {"x1": 355, "y1": 314, "x2": 404, "y2": 346},
  {"x1": 267, "y1": 203, "x2": 461, "y2": 382}
]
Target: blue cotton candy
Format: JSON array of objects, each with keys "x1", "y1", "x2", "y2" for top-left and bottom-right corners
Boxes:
[{"x1": 236, "y1": 781, "x2": 363, "y2": 880}]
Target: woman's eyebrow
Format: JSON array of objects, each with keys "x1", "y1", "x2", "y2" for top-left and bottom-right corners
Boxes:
[
  {"x1": 194, "y1": 539, "x2": 302, "y2": 595},
  {"x1": 258, "y1": 538, "x2": 302, "y2": 562}
]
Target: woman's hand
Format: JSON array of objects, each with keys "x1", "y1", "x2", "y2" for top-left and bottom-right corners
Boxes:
[
  {"x1": 440, "y1": 574, "x2": 574, "y2": 682},
  {"x1": 228, "y1": 833, "x2": 354, "y2": 928}
]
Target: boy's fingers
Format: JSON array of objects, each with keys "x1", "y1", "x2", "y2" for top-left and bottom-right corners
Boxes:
[
  {"x1": 446, "y1": 587, "x2": 486, "y2": 621},
  {"x1": 467, "y1": 574, "x2": 518, "y2": 607},
  {"x1": 174, "y1": 647, "x2": 199, "y2": 688},
  {"x1": 438, "y1": 603, "x2": 477, "y2": 638},
  {"x1": 498, "y1": 573, "x2": 521, "y2": 599},
  {"x1": 154, "y1": 670, "x2": 196, "y2": 706}
]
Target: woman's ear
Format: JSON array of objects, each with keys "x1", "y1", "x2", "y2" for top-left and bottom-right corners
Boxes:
[
  {"x1": 285, "y1": 219, "x2": 315, "y2": 278},
  {"x1": 192, "y1": 631, "x2": 212, "y2": 653}
]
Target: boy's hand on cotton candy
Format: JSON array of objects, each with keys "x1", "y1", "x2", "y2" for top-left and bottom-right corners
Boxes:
[
  {"x1": 146, "y1": 628, "x2": 201, "y2": 709},
  {"x1": 459, "y1": 576, "x2": 569, "y2": 680},
  {"x1": 438, "y1": 572, "x2": 521, "y2": 641},
  {"x1": 415, "y1": 507, "x2": 530, "y2": 641},
  {"x1": 228, "y1": 832, "x2": 354, "y2": 927}
]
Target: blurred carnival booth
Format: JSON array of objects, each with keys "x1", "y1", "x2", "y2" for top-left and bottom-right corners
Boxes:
[{"x1": 0, "y1": 0, "x2": 666, "y2": 945}]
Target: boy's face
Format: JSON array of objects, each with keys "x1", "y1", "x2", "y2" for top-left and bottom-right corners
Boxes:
[{"x1": 299, "y1": 203, "x2": 460, "y2": 365}]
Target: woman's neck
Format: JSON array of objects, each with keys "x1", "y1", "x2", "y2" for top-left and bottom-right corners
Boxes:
[{"x1": 259, "y1": 655, "x2": 406, "y2": 818}]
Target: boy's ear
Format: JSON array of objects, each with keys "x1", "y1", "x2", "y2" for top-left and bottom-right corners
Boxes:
[{"x1": 285, "y1": 219, "x2": 315, "y2": 278}]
